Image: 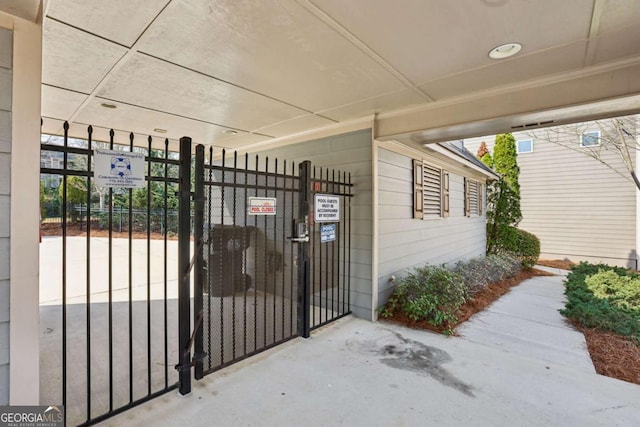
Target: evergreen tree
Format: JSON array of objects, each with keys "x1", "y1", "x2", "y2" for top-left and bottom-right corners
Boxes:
[
  {"x1": 493, "y1": 133, "x2": 520, "y2": 196},
  {"x1": 486, "y1": 133, "x2": 523, "y2": 254}
]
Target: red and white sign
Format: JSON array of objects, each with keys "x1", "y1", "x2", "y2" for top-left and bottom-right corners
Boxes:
[{"x1": 248, "y1": 197, "x2": 277, "y2": 215}]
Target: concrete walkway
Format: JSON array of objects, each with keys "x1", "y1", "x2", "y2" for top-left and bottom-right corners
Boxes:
[{"x1": 102, "y1": 274, "x2": 640, "y2": 427}]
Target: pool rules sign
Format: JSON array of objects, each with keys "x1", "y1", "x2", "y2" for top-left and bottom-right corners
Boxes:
[{"x1": 314, "y1": 194, "x2": 340, "y2": 222}]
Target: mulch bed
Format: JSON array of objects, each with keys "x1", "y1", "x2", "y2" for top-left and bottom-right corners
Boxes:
[
  {"x1": 571, "y1": 323, "x2": 640, "y2": 385},
  {"x1": 537, "y1": 259, "x2": 576, "y2": 270},
  {"x1": 383, "y1": 267, "x2": 640, "y2": 386},
  {"x1": 41, "y1": 223, "x2": 178, "y2": 240},
  {"x1": 384, "y1": 268, "x2": 553, "y2": 335}
]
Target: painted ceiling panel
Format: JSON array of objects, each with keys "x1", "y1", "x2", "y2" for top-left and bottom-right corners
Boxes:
[
  {"x1": 252, "y1": 114, "x2": 335, "y2": 137},
  {"x1": 135, "y1": 0, "x2": 406, "y2": 112},
  {"x1": 46, "y1": 0, "x2": 170, "y2": 47},
  {"x1": 73, "y1": 97, "x2": 268, "y2": 149},
  {"x1": 311, "y1": 0, "x2": 594, "y2": 84},
  {"x1": 41, "y1": 85, "x2": 87, "y2": 120},
  {"x1": 596, "y1": 0, "x2": 640, "y2": 34},
  {"x1": 42, "y1": 19, "x2": 127, "y2": 94},
  {"x1": 419, "y1": 41, "x2": 587, "y2": 101},
  {"x1": 96, "y1": 53, "x2": 308, "y2": 131},
  {"x1": 589, "y1": 24, "x2": 640, "y2": 65},
  {"x1": 318, "y1": 89, "x2": 425, "y2": 122}
]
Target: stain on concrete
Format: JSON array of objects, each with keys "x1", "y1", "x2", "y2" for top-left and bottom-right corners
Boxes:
[{"x1": 348, "y1": 329, "x2": 474, "y2": 397}]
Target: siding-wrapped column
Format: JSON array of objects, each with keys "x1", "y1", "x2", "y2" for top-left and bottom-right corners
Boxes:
[{"x1": 8, "y1": 16, "x2": 41, "y2": 405}]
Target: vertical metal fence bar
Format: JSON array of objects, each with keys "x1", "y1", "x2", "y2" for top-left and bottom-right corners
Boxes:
[
  {"x1": 263, "y1": 157, "x2": 269, "y2": 346},
  {"x1": 336, "y1": 172, "x2": 342, "y2": 316},
  {"x1": 85, "y1": 125, "x2": 93, "y2": 422},
  {"x1": 207, "y1": 147, "x2": 213, "y2": 370},
  {"x1": 341, "y1": 172, "x2": 346, "y2": 315},
  {"x1": 253, "y1": 155, "x2": 258, "y2": 352},
  {"x1": 61, "y1": 122, "x2": 69, "y2": 426},
  {"x1": 146, "y1": 136, "x2": 152, "y2": 395},
  {"x1": 231, "y1": 151, "x2": 237, "y2": 360},
  {"x1": 298, "y1": 161, "x2": 311, "y2": 338},
  {"x1": 243, "y1": 153, "x2": 249, "y2": 355},
  {"x1": 108, "y1": 129, "x2": 114, "y2": 411},
  {"x1": 281, "y1": 160, "x2": 286, "y2": 339},
  {"x1": 177, "y1": 136, "x2": 192, "y2": 395},
  {"x1": 219, "y1": 149, "x2": 226, "y2": 366},
  {"x1": 348, "y1": 173, "x2": 352, "y2": 311},
  {"x1": 194, "y1": 144, "x2": 205, "y2": 380},
  {"x1": 319, "y1": 168, "x2": 324, "y2": 326},
  {"x1": 311, "y1": 167, "x2": 316, "y2": 328},
  {"x1": 163, "y1": 139, "x2": 169, "y2": 389},
  {"x1": 128, "y1": 133, "x2": 134, "y2": 403},
  {"x1": 290, "y1": 162, "x2": 296, "y2": 336},
  {"x1": 331, "y1": 169, "x2": 335, "y2": 321},
  {"x1": 272, "y1": 159, "x2": 277, "y2": 344}
]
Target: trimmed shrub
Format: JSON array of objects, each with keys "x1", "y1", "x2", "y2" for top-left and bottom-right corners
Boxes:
[
  {"x1": 514, "y1": 228, "x2": 540, "y2": 268},
  {"x1": 561, "y1": 263, "x2": 640, "y2": 345},
  {"x1": 381, "y1": 265, "x2": 467, "y2": 333},
  {"x1": 454, "y1": 254, "x2": 520, "y2": 296}
]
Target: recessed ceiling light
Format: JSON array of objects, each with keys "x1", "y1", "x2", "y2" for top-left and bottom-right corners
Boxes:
[
  {"x1": 223, "y1": 129, "x2": 238, "y2": 135},
  {"x1": 489, "y1": 43, "x2": 522, "y2": 59},
  {"x1": 100, "y1": 102, "x2": 117, "y2": 109},
  {"x1": 154, "y1": 128, "x2": 167, "y2": 134}
]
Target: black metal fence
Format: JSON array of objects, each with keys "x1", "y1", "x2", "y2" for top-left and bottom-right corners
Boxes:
[
  {"x1": 40, "y1": 125, "x2": 353, "y2": 425},
  {"x1": 40, "y1": 123, "x2": 180, "y2": 426}
]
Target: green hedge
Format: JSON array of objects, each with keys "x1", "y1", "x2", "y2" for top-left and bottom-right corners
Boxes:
[
  {"x1": 380, "y1": 255, "x2": 522, "y2": 334},
  {"x1": 561, "y1": 263, "x2": 640, "y2": 345}
]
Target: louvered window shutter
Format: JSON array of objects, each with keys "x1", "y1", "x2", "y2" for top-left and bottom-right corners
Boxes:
[
  {"x1": 442, "y1": 171, "x2": 450, "y2": 218},
  {"x1": 422, "y1": 161, "x2": 442, "y2": 218},
  {"x1": 478, "y1": 182, "x2": 483, "y2": 216},
  {"x1": 413, "y1": 160, "x2": 423, "y2": 219},
  {"x1": 464, "y1": 178, "x2": 470, "y2": 217}
]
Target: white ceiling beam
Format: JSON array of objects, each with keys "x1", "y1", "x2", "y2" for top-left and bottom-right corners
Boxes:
[{"x1": 376, "y1": 59, "x2": 640, "y2": 142}]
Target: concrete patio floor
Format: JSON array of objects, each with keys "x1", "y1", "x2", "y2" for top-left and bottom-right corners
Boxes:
[{"x1": 102, "y1": 274, "x2": 640, "y2": 427}]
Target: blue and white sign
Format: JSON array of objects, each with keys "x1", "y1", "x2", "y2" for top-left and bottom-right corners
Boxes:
[
  {"x1": 94, "y1": 149, "x2": 145, "y2": 188},
  {"x1": 320, "y1": 224, "x2": 336, "y2": 243}
]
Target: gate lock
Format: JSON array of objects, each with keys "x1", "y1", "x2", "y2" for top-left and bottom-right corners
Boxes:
[{"x1": 288, "y1": 219, "x2": 309, "y2": 243}]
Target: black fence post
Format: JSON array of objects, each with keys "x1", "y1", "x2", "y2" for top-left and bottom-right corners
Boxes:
[
  {"x1": 193, "y1": 144, "x2": 205, "y2": 380},
  {"x1": 177, "y1": 136, "x2": 192, "y2": 395},
  {"x1": 297, "y1": 161, "x2": 312, "y2": 338}
]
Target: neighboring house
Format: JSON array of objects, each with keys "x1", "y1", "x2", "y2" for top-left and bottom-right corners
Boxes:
[
  {"x1": 258, "y1": 131, "x2": 497, "y2": 319},
  {"x1": 464, "y1": 115, "x2": 640, "y2": 268}
]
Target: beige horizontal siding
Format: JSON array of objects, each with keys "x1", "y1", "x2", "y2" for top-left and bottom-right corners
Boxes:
[
  {"x1": 377, "y1": 147, "x2": 486, "y2": 304},
  {"x1": 464, "y1": 117, "x2": 637, "y2": 267},
  {"x1": 258, "y1": 129, "x2": 374, "y2": 319}
]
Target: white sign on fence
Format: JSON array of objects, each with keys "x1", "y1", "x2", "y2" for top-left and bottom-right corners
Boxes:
[
  {"x1": 94, "y1": 149, "x2": 146, "y2": 188},
  {"x1": 314, "y1": 194, "x2": 340, "y2": 222},
  {"x1": 248, "y1": 197, "x2": 277, "y2": 215}
]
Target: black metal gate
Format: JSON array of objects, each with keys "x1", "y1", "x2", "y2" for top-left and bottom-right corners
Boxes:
[
  {"x1": 179, "y1": 139, "x2": 353, "y2": 390},
  {"x1": 40, "y1": 129, "x2": 352, "y2": 424}
]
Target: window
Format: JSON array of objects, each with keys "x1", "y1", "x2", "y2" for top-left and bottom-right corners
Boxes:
[
  {"x1": 413, "y1": 160, "x2": 449, "y2": 219},
  {"x1": 464, "y1": 178, "x2": 483, "y2": 217},
  {"x1": 581, "y1": 131, "x2": 600, "y2": 147},
  {"x1": 516, "y1": 139, "x2": 533, "y2": 154}
]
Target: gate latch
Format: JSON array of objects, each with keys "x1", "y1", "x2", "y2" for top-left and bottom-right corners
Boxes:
[{"x1": 288, "y1": 220, "x2": 309, "y2": 243}]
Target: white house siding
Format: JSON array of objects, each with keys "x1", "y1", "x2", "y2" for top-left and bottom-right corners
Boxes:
[
  {"x1": 0, "y1": 26, "x2": 12, "y2": 405},
  {"x1": 465, "y1": 118, "x2": 638, "y2": 267},
  {"x1": 255, "y1": 129, "x2": 373, "y2": 320},
  {"x1": 376, "y1": 147, "x2": 487, "y2": 306}
]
